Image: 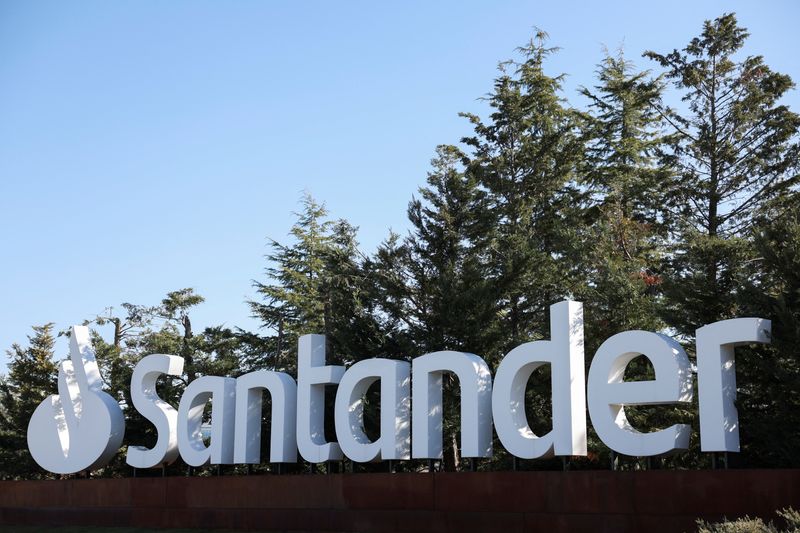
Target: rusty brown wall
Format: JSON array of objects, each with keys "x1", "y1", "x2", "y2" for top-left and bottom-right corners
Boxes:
[{"x1": 0, "y1": 470, "x2": 798, "y2": 532}]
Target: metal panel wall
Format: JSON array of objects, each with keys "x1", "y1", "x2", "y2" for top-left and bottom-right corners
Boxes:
[{"x1": 0, "y1": 470, "x2": 798, "y2": 532}]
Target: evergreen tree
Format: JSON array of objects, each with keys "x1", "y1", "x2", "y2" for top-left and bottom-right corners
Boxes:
[
  {"x1": 0, "y1": 324, "x2": 58, "y2": 479},
  {"x1": 159, "y1": 288, "x2": 206, "y2": 382},
  {"x1": 384, "y1": 145, "x2": 495, "y2": 355},
  {"x1": 581, "y1": 49, "x2": 667, "y2": 218},
  {"x1": 249, "y1": 194, "x2": 382, "y2": 369},
  {"x1": 578, "y1": 49, "x2": 667, "y2": 349},
  {"x1": 371, "y1": 145, "x2": 496, "y2": 469},
  {"x1": 248, "y1": 195, "x2": 385, "y2": 471},
  {"x1": 363, "y1": 231, "x2": 419, "y2": 360},
  {"x1": 374, "y1": 33, "x2": 588, "y2": 470},
  {"x1": 461, "y1": 31, "x2": 586, "y2": 354},
  {"x1": 735, "y1": 197, "x2": 800, "y2": 466},
  {"x1": 320, "y1": 218, "x2": 387, "y2": 362},
  {"x1": 460, "y1": 32, "x2": 586, "y2": 466},
  {"x1": 645, "y1": 13, "x2": 800, "y2": 336},
  {"x1": 249, "y1": 195, "x2": 331, "y2": 374}
]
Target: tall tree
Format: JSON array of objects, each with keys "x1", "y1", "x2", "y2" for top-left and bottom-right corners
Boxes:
[
  {"x1": 319, "y1": 218, "x2": 387, "y2": 362},
  {"x1": 645, "y1": 13, "x2": 800, "y2": 336},
  {"x1": 462, "y1": 31, "x2": 586, "y2": 354},
  {"x1": 460, "y1": 33, "x2": 587, "y2": 462},
  {"x1": 578, "y1": 49, "x2": 668, "y2": 350},
  {"x1": 379, "y1": 145, "x2": 495, "y2": 356},
  {"x1": 249, "y1": 194, "x2": 380, "y2": 371},
  {"x1": 249, "y1": 195, "x2": 331, "y2": 374},
  {"x1": 373, "y1": 33, "x2": 587, "y2": 469},
  {"x1": 0, "y1": 324, "x2": 58, "y2": 479},
  {"x1": 159, "y1": 288, "x2": 206, "y2": 382},
  {"x1": 248, "y1": 195, "x2": 385, "y2": 471},
  {"x1": 734, "y1": 197, "x2": 800, "y2": 466},
  {"x1": 371, "y1": 145, "x2": 495, "y2": 470}
]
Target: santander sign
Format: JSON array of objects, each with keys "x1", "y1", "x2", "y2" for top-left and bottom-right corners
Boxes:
[{"x1": 26, "y1": 301, "x2": 770, "y2": 474}]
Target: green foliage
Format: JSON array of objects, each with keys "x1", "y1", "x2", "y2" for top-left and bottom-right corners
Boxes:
[
  {"x1": 580, "y1": 48, "x2": 667, "y2": 218},
  {"x1": 578, "y1": 48, "x2": 667, "y2": 351},
  {"x1": 645, "y1": 12, "x2": 800, "y2": 337},
  {"x1": 249, "y1": 193, "x2": 385, "y2": 373},
  {"x1": 250, "y1": 194, "x2": 331, "y2": 349},
  {"x1": 1, "y1": 12, "x2": 798, "y2": 477},
  {"x1": 0, "y1": 324, "x2": 58, "y2": 479},
  {"x1": 376, "y1": 144, "x2": 496, "y2": 356},
  {"x1": 462, "y1": 31, "x2": 586, "y2": 354},
  {"x1": 730, "y1": 199, "x2": 800, "y2": 466},
  {"x1": 371, "y1": 143, "x2": 497, "y2": 469}
]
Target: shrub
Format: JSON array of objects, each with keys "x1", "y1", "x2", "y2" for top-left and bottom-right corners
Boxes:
[{"x1": 696, "y1": 508, "x2": 800, "y2": 533}]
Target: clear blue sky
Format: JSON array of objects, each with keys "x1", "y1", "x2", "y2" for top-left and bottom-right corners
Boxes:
[{"x1": 1, "y1": 1, "x2": 798, "y2": 370}]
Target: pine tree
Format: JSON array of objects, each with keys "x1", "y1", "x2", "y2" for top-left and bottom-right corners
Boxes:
[
  {"x1": 461, "y1": 31, "x2": 586, "y2": 354},
  {"x1": 248, "y1": 195, "x2": 384, "y2": 472},
  {"x1": 578, "y1": 49, "x2": 667, "y2": 350},
  {"x1": 460, "y1": 33, "x2": 586, "y2": 466},
  {"x1": 385, "y1": 145, "x2": 496, "y2": 355},
  {"x1": 645, "y1": 13, "x2": 800, "y2": 337},
  {"x1": 249, "y1": 195, "x2": 331, "y2": 373},
  {"x1": 373, "y1": 33, "x2": 587, "y2": 470},
  {"x1": 581, "y1": 49, "x2": 667, "y2": 217},
  {"x1": 371, "y1": 145, "x2": 496, "y2": 470},
  {"x1": 249, "y1": 194, "x2": 380, "y2": 371},
  {"x1": 159, "y1": 288, "x2": 206, "y2": 382},
  {"x1": 734, "y1": 197, "x2": 800, "y2": 466},
  {"x1": 0, "y1": 324, "x2": 58, "y2": 479},
  {"x1": 320, "y1": 218, "x2": 387, "y2": 363}
]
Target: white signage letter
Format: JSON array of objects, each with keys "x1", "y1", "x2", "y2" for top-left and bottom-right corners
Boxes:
[
  {"x1": 412, "y1": 351, "x2": 492, "y2": 459},
  {"x1": 127, "y1": 354, "x2": 184, "y2": 468},
  {"x1": 492, "y1": 300, "x2": 586, "y2": 459},
  {"x1": 27, "y1": 326, "x2": 125, "y2": 474},
  {"x1": 234, "y1": 370, "x2": 298, "y2": 463},
  {"x1": 696, "y1": 318, "x2": 771, "y2": 452},
  {"x1": 296, "y1": 334, "x2": 345, "y2": 463},
  {"x1": 177, "y1": 376, "x2": 236, "y2": 466},
  {"x1": 588, "y1": 331, "x2": 692, "y2": 456},
  {"x1": 334, "y1": 359, "x2": 411, "y2": 462}
]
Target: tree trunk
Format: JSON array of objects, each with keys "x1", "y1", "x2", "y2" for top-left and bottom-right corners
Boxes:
[
  {"x1": 181, "y1": 315, "x2": 196, "y2": 382},
  {"x1": 112, "y1": 318, "x2": 122, "y2": 350}
]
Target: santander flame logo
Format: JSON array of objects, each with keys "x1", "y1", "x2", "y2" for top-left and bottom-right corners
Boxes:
[{"x1": 27, "y1": 326, "x2": 125, "y2": 474}]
